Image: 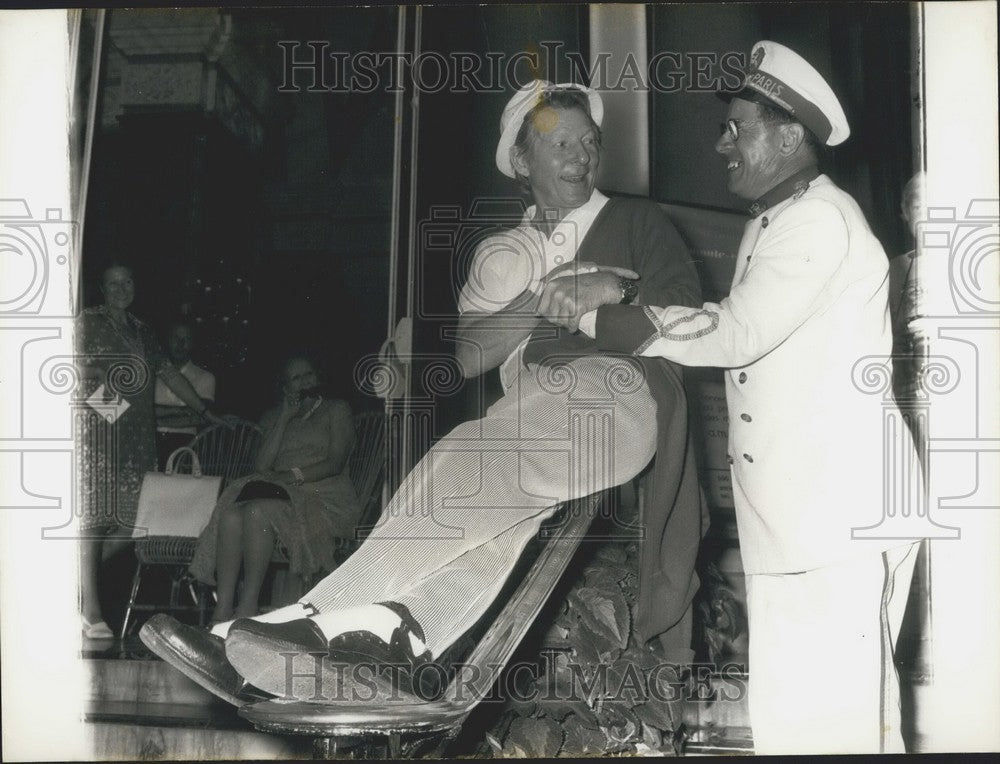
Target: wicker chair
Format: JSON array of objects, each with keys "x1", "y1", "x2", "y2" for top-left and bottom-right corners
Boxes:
[
  {"x1": 341, "y1": 410, "x2": 387, "y2": 552},
  {"x1": 266, "y1": 410, "x2": 386, "y2": 603},
  {"x1": 119, "y1": 417, "x2": 263, "y2": 640},
  {"x1": 265, "y1": 411, "x2": 385, "y2": 609}
]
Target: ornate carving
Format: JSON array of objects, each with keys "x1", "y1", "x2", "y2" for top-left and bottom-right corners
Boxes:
[
  {"x1": 106, "y1": 10, "x2": 275, "y2": 148},
  {"x1": 107, "y1": 8, "x2": 225, "y2": 57}
]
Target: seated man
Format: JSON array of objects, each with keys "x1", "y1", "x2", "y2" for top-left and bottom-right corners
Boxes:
[
  {"x1": 155, "y1": 319, "x2": 216, "y2": 469},
  {"x1": 141, "y1": 81, "x2": 707, "y2": 705}
]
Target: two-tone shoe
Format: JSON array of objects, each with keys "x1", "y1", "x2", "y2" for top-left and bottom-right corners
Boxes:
[{"x1": 224, "y1": 602, "x2": 440, "y2": 702}]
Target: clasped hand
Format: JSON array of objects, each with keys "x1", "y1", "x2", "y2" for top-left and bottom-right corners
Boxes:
[{"x1": 535, "y1": 261, "x2": 639, "y2": 333}]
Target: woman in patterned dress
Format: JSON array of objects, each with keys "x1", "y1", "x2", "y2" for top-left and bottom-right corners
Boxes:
[{"x1": 76, "y1": 264, "x2": 223, "y2": 638}]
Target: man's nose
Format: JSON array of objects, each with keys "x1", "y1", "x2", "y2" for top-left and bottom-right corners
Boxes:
[
  {"x1": 715, "y1": 132, "x2": 732, "y2": 154},
  {"x1": 571, "y1": 142, "x2": 591, "y2": 164}
]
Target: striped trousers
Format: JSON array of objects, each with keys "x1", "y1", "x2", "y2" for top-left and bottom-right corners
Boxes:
[{"x1": 301, "y1": 356, "x2": 658, "y2": 656}]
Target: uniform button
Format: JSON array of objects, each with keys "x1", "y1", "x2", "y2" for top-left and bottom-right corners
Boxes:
[
  {"x1": 738, "y1": 372, "x2": 747, "y2": 383},
  {"x1": 747, "y1": 255, "x2": 752, "y2": 262},
  {"x1": 727, "y1": 455, "x2": 734, "y2": 465},
  {"x1": 743, "y1": 453, "x2": 754, "y2": 463},
  {"x1": 741, "y1": 413, "x2": 752, "y2": 422},
  {"x1": 761, "y1": 216, "x2": 769, "y2": 228}
]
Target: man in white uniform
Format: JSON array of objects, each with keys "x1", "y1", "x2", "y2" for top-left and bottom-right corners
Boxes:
[
  {"x1": 564, "y1": 41, "x2": 923, "y2": 754},
  {"x1": 154, "y1": 320, "x2": 216, "y2": 467}
]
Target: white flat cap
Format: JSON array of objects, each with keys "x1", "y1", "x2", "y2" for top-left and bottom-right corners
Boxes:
[{"x1": 495, "y1": 80, "x2": 604, "y2": 178}]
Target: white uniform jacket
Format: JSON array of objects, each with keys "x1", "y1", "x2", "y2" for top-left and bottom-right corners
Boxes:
[{"x1": 585, "y1": 174, "x2": 916, "y2": 574}]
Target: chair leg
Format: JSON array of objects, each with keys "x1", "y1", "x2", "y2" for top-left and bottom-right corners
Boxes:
[
  {"x1": 194, "y1": 583, "x2": 210, "y2": 626},
  {"x1": 183, "y1": 576, "x2": 207, "y2": 626},
  {"x1": 169, "y1": 569, "x2": 182, "y2": 608},
  {"x1": 388, "y1": 732, "x2": 401, "y2": 758},
  {"x1": 312, "y1": 737, "x2": 334, "y2": 759},
  {"x1": 424, "y1": 728, "x2": 460, "y2": 759},
  {"x1": 120, "y1": 563, "x2": 144, "y2": 641}
]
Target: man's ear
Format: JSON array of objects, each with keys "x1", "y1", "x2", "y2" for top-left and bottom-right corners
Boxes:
[
  {"x1": 510, "y1": 145, "x2": 530, "y2": 178},
  {"x1": 778, "y1": 122, "x2": 806, "y2": 156}
]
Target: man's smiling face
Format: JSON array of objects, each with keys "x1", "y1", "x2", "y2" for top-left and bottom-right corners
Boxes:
[
  {"x1": 514, "y1": 105, "x2": 601, "y2": 217},
  {"x1": 715, "y1": 97, "x2": 788, "y2": 201}
]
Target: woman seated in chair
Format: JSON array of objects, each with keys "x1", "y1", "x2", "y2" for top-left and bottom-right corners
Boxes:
[{"x1": 189, "y1": 355, "x2": 362, "y2": 621}]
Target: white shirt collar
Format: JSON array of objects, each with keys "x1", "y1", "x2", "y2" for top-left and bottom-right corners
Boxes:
[
  {"x1": 520, "y1": 188, "x2": 610, "y2": 232},
  {"x1": 517, "y1": 189, "x2": 611, "y2": 275}
]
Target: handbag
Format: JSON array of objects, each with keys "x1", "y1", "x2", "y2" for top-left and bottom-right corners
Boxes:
[{"x1": 132, "y1": 447, "x2": 222, "y2": 539}]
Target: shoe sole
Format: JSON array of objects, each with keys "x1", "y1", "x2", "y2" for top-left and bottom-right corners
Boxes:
[
  {"x1": 139, "y1": 620, "x2": 249, "y2": 707},
  {"x1": 225, "y1": 628, "x2": 331, "y2": 701},
  {"x1": 226, "y1": 630, "x2": 403, "y2": 704}
]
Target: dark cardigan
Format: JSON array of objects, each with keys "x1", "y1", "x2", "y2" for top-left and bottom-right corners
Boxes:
[{"x1": 522, "y1": 196, "x2": 709, "y2": 642}]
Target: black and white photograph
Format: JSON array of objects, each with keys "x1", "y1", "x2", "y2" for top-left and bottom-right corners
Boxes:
[{"x1": 0, "y1": 2, "x2": 997, "y2": 760}]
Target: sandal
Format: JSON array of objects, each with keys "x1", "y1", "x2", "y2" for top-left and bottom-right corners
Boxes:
[{"x1": 82, "y1": 616, "x2": 114, "y2": 639}]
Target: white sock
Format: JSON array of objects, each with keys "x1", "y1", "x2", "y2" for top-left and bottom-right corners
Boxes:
[
  {"x1": 309, "y1": 604, "x2": 428, "y2": 657},
  {"x1": 209, "y1": 601, "x2": 316, "y2": 639}
]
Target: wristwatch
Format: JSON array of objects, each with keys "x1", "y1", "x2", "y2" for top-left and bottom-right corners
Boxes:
[{"x1": 618, "y1": 277, "x2": 639, "y2": 304}]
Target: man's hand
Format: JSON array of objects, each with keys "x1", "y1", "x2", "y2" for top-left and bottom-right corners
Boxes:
[{"x1": 537, "y1": 265, "x2": 638, "y2": 333}]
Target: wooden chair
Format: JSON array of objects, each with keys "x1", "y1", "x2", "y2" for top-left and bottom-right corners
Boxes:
[
  {"x1": 119, "y1": 417, "x2": 263, "y2": 640},
  {"x1": 238, "y1": 491, "x2": 605, "y2": 758}
]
